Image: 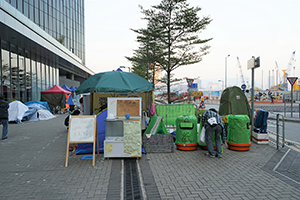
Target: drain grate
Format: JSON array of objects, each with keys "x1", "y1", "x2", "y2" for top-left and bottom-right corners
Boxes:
[{"x1": 124, "y1": 159, "x2": 143, "y2": 200}]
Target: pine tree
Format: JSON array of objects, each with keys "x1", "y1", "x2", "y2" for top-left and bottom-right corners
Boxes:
[{"x1": 139, "y1": 0, "x2": 212, "y2": 104}]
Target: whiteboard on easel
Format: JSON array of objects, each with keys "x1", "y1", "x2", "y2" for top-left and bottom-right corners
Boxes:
[
  {"x1": 69, "y1": 115, "x2": 96, "y2": 142},
  {"x1": 65, "y1": 115, "x2": 98, "y2": 167},
  {"x1": 107, "y1": 97, "x2": 142, "y2": 119}
]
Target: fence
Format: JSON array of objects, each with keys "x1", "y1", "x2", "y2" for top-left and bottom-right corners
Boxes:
[{"x1": 267, "y1": 113, "x2": 285, "y2": 150}]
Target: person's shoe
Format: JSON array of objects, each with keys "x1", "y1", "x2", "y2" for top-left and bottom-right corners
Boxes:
[
  {"x1": 216, "y1": 155, "x2": 222, "y2": 158},
  {"x1": 2, "y1": 137, "x2": 8, "y2": 141},
  {"x1": 205, "y1": 152, "x2": 215, "y2": 158}
]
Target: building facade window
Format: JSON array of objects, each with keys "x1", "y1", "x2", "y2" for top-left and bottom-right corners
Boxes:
[
  {"x1": 1, "y1": 0, "x2": 89, "y2": 103},
  {"x1": 1, "y1": 40, "x2": 11, "y2": 102},
  {"x1": 10, "y1": 44, "x2": 18, "y2": 101},
  {"x1": 31, "y1": 54, "x2": 37, "y2": 101},
  {"x1": 25, "y1": 50, "x2": 32, "y2": 102},
  {"x1": 36, "y1": 55, "x2": 41, "y2": 101},
  {"x1": 18, "y1": 48, "x2": 26, "y2": 103}
]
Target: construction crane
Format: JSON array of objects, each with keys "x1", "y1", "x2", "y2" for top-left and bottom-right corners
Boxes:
[
  {"x1": 275, "y1": 61, "x2": 282, "y2": 84},
  {"x1": 282, "y1": 51, "x2": 296, "y2": 89},
  {"x1": 237, "y1": 57, "x2": 245, "y2": 85},
  {"x1": 274, "y1": 61, "x2": 286, "y2": 91}
]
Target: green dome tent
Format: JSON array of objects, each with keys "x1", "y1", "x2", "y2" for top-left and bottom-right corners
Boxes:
[{"x1": 219, "y1": 86, "x2": 251, "y2": 120}]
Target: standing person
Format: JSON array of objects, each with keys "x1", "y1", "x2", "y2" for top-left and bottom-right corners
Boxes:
[
  {"x1": 258, "y1": 92, "x2": 262, "y2": 101},
  {"x1": 79, "y1": 97, "x2": 83, "y2": 112},
  {"x1": 268, "y1": 91, "x2": 274, "y2": 104},
  {"x1": 0, "y1": 95, "x2": 9, "y2": 140},
  {"x1": 201, "y1": 108, "x2": 227, "y2": 158},
  {"x1": 199, "y1": 96, "x2": 205, "y2": 109},
  {"x1": 270, "y1": 94, "x2": 274, "y2": 104}
]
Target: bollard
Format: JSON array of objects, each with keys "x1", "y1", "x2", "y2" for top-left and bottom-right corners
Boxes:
[
  {"x1": 276, "y1": 114, "x2": 279, "y2": 150},
  {"x1": 282, "y1": 116, "x2": 285, "y2": 148}
]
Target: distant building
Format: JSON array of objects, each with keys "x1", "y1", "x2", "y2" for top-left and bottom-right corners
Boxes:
[{"x1": 0, "y1": 0, "x2": 93, "y2": 102}]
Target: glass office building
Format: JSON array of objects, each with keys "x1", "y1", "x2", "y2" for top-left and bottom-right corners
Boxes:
[{"x1": 0, "y1": 0, "x2": 93, "y2": 102}]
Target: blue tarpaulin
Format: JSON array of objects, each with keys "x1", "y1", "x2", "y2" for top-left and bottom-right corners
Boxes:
[
  {"x1": 24, "y1": 101, "x2": 51, "y2": 112},
  {"x1": 62, "y1": 85, "x2": 72, "y2": 92},
  {"x1": 22, "y1": 101, "x2": 55, "y2": 121},
  {"x1": 66, "y1": 95, "x2": 74, "y2": 105},
  {"x1": 69, "y1": 86, "x2": 76, "y2": 92}
]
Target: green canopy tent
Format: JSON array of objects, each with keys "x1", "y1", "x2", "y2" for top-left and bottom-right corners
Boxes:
[
  {"x1": 219, "y1": 86, "x2": 251, "y2": 119},
  {"x1": 75, "y1": 70, "x2": 154, "y2": 116},
  {"x1": 75, "y1": 71, "x2": 154, "y2": 95}
]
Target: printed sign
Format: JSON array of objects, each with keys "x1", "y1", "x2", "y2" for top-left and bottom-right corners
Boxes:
[
  {"x1": 287, "y1": 77, "x2": 298, "y2": 86},
  {"x1": 186, "y1": 78, "x2": 194, "y2": 87}
]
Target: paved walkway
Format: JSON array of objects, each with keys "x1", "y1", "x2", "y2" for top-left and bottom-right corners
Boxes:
[{"x1": 1, "y1": 114, "x2": 300, "y2": 199}]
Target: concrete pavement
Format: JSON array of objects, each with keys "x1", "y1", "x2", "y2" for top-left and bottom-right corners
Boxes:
[{"x1": 1, "y1": 114, "x2": 300, "y2": 199}]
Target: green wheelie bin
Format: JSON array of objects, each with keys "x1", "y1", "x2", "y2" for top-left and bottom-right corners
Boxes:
[{"x1": 175, "y1": 115, "x2": 198, "y2": 150}]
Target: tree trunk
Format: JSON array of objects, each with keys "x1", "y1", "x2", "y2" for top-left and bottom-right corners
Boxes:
[
  {"x1": 167, "y1": 70, "x2": 171, "y2": 104},
  {"x1": 167, "y1": 22, "x2": 171, "y2": 104},
  {"x1": 152, "y1": 64, "x2": 155, "y2": 85}
]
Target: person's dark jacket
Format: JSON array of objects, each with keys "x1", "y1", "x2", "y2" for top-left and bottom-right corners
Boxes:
[
  {"x1": 0, "y1": 98, "x2": 9, "y2": 119},
  {"x1": 64, "y1": 110, "x2": 80, "y2": 127}
]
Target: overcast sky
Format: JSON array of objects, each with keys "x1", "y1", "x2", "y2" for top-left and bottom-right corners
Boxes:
[{"x1": 85, "y1": 0, "x2": 300, "y2": 90}]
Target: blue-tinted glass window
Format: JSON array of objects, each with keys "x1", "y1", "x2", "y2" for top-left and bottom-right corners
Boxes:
[
  {"x1": 40, "y1": 60, "x2": 45, "y2": 91},
  {"x1": 40, "y1": 9, "x2": 44, "y2": 29},
  {"x1": 36, "y1": 56, "x2": 41, "y2": 100},
  {"x1": 11, "y1": 0, "x2": 17, "y2": 7},
  {"x1": 29, "y1": 4, "x2": 34, "y2": 21},
  {"x1": 24, "y1": 2, "x2": 29, "y2": 17},
  {"x1": 17, "y1": 0, "x2": 23, "y2": 13},
  {"x1": 25, "y1": 50, "x2": 32, "y2": 102},
  {"x1": 18, "y1": 48, "x2": 26, "y2": 102},
  {"x1": 10, "y1": 44, "x2": 18, "y2": 101},
  {"x1": 45, "y1": 62, "x2": 49, "y2": 90},
  {"x1": 31, "y1": 56, "x2": 37, "y2": 101},
  {"x1": 1, "y1": 48, "x2": 11, "y2": 101},
  {"x1": 35, "y1": 5, "x2": 39, "y2": 24},
  {"x1": 49, "y1": 63, "x2": 53, "y2": 87}
]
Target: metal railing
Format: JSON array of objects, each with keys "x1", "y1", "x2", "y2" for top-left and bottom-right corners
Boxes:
[
  {"x1": 276, "y1": 114, "x2": 285, "y2": 150},
  {"x1": 267, "y1": 113, "x2": 285, "y2": 150}
]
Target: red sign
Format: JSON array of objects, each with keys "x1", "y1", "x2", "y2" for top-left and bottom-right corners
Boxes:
[
  {"x1": 287, "y1": 77, "x2": 298, "y2": 86},
  {"x1": 186, "y1": 78, "x2": 194, "y2": 87}
]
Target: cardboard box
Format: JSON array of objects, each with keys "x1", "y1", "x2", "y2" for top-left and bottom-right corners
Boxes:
[{"x1": 252, "y1": 132, "x2": 269, "y2": 144}]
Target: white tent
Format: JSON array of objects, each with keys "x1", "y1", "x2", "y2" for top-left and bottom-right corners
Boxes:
[
  {"x1": 27, "y1": 109, "x2": 56, "y2": 121},
  {"x1": 8, "y1": 101, "x2": 28, "y2": 123},
  {"x1": 23, "y1": 102, "x2": 56, "y2": 121}
]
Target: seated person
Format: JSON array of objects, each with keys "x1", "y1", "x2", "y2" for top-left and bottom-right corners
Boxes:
[{"x1": 64, "y1": 110, "x2": 80, "y2": 128}]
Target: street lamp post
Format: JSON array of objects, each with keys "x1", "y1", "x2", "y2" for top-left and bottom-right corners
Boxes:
[
  {"x1": 225, "y1": 54, "x2": 230, "y2": 88},
  {"x1": 120, "y1": 66, "x2": 131, "y2": 72},
  {"x1": 218, "y1": 80, "x2": 224, "y2": 100},
  {"x1": 119, "y1": 66, "x2": 126, "y2": 71},
  {"x1": 218, "y1": 80, "x2": 224, "y2": 90}
]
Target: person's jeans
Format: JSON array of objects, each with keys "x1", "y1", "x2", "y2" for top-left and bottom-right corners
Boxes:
[
  {"x1": 0, "y1": 119, "x2": 9, "y2": 139},
  {"x1": 205, "y1": 124, "x2": 222, "y2": 156}
]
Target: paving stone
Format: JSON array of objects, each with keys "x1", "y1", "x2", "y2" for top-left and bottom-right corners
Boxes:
[{"x1": 1, "y1": 114, "x2": 300, "y2": 199}]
